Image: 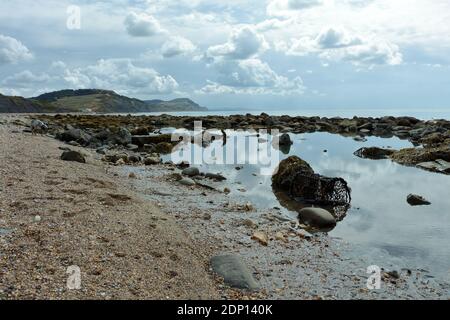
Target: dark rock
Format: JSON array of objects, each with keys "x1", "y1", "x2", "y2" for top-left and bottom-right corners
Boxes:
[
  {"x1": 132, "y1": 134, "x2": 173, "y2": 147},
  {"x1": 210, "y1": 255, "x2": 259, "y2": 291},
  {"x1": 182, "y1": 167, "x2": 200, "y2": 177},
  {"x1": 110, "y1": 128, "x2": 132, "y2": 146},
  {"x1": 279, "y1": 133, "x2": 293, "y2": 146},
  {"x1": 272, "y1": 156, "x2": 314, "y2": 190},
  {"x1": 205, "y1": 173, "x2": 227, "y2": 181},
  {"x1": 58, "y1": 129, "x2": 92, "y2": 146},
  {"x1": 154, "y1": 142, "x2": 174, "y2": 154},
  {"x1": 354, "y1": 147, "x2": 395, "y2": 160},
  {"x1": 61, "y1": 150, "x2": 86, "y2": 163},
  {"x1": 407, "y1": 194, "x2": 431, "y2": 206},
  {"x1": 144, "y1": 156, "x2": 161, "y2": 165}
]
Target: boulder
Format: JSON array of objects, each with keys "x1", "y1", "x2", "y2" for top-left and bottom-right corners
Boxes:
[
  {"x1": 60, "y1": 150, "x2": 86, "y2": 163},
  {"x1": 210, "y1": 255, "x2": 259, "y2": 291},
  {"x1": 110, "y1": 128, "x2": 132, "y2": 146},
  {"x1": 272, "y1": 156, "x2": 314, "y2": 191},
  {"x1": 298, "y1": 207, "x2": 336, "y2": 230},
  {"x1": 407, "y1": 194, "x2": 431, "y2": 206},
  {"x1": 154, "y1": 142, "x2": 174, "y2": 154},
  {"x1": 182, "y1": 167, "x2": 200, "y2": 177},
  {"x1": 132, "y1": 134, "x2": 173, "y2": 147},
  {"x1": 58, "y1": 129, "x2": 92, "y2": 146},
  {"x1": 279, "y1": 133, "x2": 293, "y2": 146}
]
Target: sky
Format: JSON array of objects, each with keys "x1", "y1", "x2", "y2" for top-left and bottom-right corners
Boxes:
[{"x1": 0, "y1": 0, "x2": 450, "y2": 110}]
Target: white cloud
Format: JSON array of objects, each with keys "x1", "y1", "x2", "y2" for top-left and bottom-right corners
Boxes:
[
  {"x1": 206, "y1": 26, "x2": 268, "y2": 60},
  {"x1": 278, "y1": 26, "x2": 403, "y2": 67},
  {"x1": 0, "y1": 35, "x2": 33, "y2": 65},
  {"x1": 62, "y1": 59, "x2": 179, "y2": 95},
  {"x1": 267, "y1": 0, "x2": 323, "y2": 16},
  {"x1": 2, "y1": 70, "x2": 51, "y2": 87},
  {"x1": 124, "y1": 12, "x2": 165, "y2": 37},
  {"x1": 198, "y1": 58, "x2": 304, "y2": 95},
  {"x1": 161, "y1": 36, "x2": 196, "y2": 58},
  {"x1": 316, "y1": 27, "x2": 363, "y2": 49},
  {"x1": 320, "y1": 40, "x2": 403, "y2": 67}
]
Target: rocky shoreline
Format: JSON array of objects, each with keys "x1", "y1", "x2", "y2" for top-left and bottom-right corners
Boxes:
[
  {"x1": 35, "y1": 113, "x2": 450, "y2": 175},
  {"x1": 1, "y1": 113, "x2": 449, "y2": 300}
]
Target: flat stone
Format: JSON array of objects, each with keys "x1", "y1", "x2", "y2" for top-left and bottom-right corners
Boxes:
[
  {"x1": 210, "y1": 255, "x2": 259, "y2": 291},
  {"x1": 417, "y1": 159, "x2": 450, "y2": 174}
]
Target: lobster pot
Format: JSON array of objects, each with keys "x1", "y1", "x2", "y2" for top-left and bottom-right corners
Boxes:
[{"x1": 288, "y1": 172, "x2": 352, "y2": 221}]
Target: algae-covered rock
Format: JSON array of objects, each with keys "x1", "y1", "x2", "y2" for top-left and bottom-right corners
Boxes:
[{"x1": 272, "y1": 156, "x2": 314, "y2": 191}]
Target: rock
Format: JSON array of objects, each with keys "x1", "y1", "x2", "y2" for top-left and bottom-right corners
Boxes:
[
  {"x1": 279, "y1": 133, "x2": 293, "y2": 146},
  {"x1": 30, "y1": 119, "x2": 48, "y2": 134},
  {"x1": 244, "y1": 202, "x2": 254, "y2": 211},
  {"x1": 275, "y1": 232, "x2": 288, "y2": 243},
  {"x1": 391, "y1": 146, "x2": 450, "y2": 166},
  {"x1": 416, "y1": 159, "x2": 450, "y2": 174},
  {"x1": 130, "y1": 126, "x2": 151, "y2": 136},
  {"x1": 154, "y1": 142, "x2": 174, "y2": 154},
  {"x1": 407, "y1": 194, "x2": 431, "y2": 206},
  {"x1": 298, "y1": 208, "x2": 336, "y2": 230},
  {"x1": 205, "y1": 173, "x2": 227, "y2": 181},
  {"x1": 116, "y1": 158, "x2": 126, "y2": 165},
  {"x1": 182, "y1": 167, "x2": 200, "y2": 177},
  {"x1": 58, "y1": 129, "x2": 92, "y2": 146},
  {"x1": 126, "y1": 144, "x2": 139, "y2": 152},
  {"x1": 127, "y1": 154, "x2": 141, "y2": 163},
  {"x1": 272, "y1": 156, "x2": 314, "y2": 190},
  {"x1": 111, "y1": 128, "x2": 132, "y2": 146},
  {"x1": 132, "y1": 134, "x2": 173, "y2": 147},
  {"x1": 353, "y1": 136, "x2": 367, "y2": 142},
  {"x1": 210, "y1": 255, "x2": 259, "y2": 291},
  {"x1": 354, "y1": 147, "x2": 395, "y2": 160},
  {"x1": 128, "y1": 172, "x2": 137, "y2": 179},
  {"x1": 251, "y1": 231, "x2": 269, "y2": 246},
  {"x1": 241, "y1": 219, "x2": 257, "y2": 229},
  {"x1": 60, "y1": 150, "x2": 86, "y2": 163},
  {"x1": 144, "y1": 157, "x2": 161, "y2": 165},
  {"x1": 96, "y1": 147, "x2": 108, "y2": 155},
  {"x1": 179, "y1": 177, "x2": 196, "y2": 187},
  {"x1": 103, "y1": 152, "x2": 128, "y2": 164}
]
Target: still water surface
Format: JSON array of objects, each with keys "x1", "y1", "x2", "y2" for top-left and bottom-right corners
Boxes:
[{"x1": 162, "y1": 129, "x2": 450, "y2": 279}]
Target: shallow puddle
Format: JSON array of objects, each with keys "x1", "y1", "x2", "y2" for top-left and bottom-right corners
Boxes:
[{"x1": 159, "y1": 129, "x2": 450, "y2": 279}]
